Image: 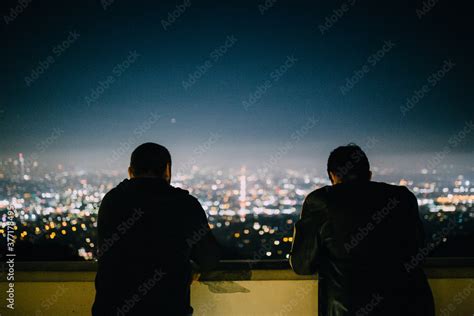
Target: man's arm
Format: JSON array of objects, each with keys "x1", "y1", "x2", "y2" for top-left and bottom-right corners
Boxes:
[
  {"x1": 188, "y1": 198, "x2": 221, "y2": 272},
  {"x1": 405, "y1": 187, "x2": 426, "y2": 250},
  {"x1": 96, "y1": 190, "x2": 115, "y2": 256},
  {"x1": 290, "y1": 192, "x2": 324, "y2": 275}
]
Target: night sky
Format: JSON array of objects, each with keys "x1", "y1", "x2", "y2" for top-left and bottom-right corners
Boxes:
[{"x1": 1, "y1": 0, "x2": 473, "y2": 172}]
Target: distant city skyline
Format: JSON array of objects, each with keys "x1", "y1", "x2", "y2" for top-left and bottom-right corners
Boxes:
[{"x1": 2, "y1": 157, "x2": 473, "y2": 260}]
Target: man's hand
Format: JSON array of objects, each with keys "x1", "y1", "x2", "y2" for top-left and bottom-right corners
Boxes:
[{"x1": 192, "y1": 273, "x2": 201, "y2": 283}]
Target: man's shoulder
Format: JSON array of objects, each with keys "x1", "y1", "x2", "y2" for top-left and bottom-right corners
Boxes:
[
  {"x1": 104, "y1": 178, "x2": 129, "y2": 200},
  {"x1": 371, "y1": 181, "x2": 415, "y2": 197},
  {"x1": 369, "y1": 182, "x2": 417, "y2": 208},
  {"x1": 308, "y1": 185, "x2": 331, "y2": 197},
  {"x1": 169, "y1": 184, "x2": 190, "y2": 195},
  {"x1": 101, "y1": 187, "x2": 119, "y2": 204},
  {"x1": 308, "y1": 182, "x2": 414, "y2": 201},
  {"x1": 169, "y1": 185, "x2": 195, "y2": 201},
  {"x1": 101, "y1": 179, "x2": 131, "y2": 202},
  {"x1": 103, "y1": 181, "x2": 193, "y2": 202},
  {"x1": 305, "y1": 186, "x2": 331, "y2": 205},
  {"x1": 168, "y1": 185, "x2": 203, "y2": 208}
]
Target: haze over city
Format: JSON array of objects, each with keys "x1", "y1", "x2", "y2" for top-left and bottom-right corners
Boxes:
[{"x1": 1, "y1": 0, "x2": 472, "y2": 174}]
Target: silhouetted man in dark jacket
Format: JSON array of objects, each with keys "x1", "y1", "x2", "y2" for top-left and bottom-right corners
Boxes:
[
  {"x1": 290, "y1": 144, "x2": 434, "y2": 316},
  {"x1": 92, "y1": 143, "x2": 220, "y2": 316}
]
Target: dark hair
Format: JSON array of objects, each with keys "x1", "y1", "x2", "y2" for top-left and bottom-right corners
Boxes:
[
  {"x1": 327, "y1": 143, "x2": 370, "y2": 182},
  {"x1": 130, "y1": 143, "x2": 171, "y2": 177}
]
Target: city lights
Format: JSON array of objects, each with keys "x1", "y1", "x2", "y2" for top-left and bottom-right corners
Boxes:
[{"x1": 0, "y1": 155, "x2": 473, "y2": 260}]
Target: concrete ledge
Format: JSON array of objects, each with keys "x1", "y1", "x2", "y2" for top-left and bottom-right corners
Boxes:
[
  {"x1": 1, "y1": 277, "x2": 474, "y2": 315},
  {"x1": 2, "y1": 259, "x2": 474, "y2": 316},
  {"x1": 6, "y1": 258, "x2": 474, "y2": 282}
]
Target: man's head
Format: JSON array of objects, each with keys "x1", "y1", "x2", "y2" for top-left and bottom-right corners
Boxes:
[
  {"x1": 327, "y1": 143, "x2": 371, "y2": 184},
  {"x1": 128, "y1": 143, "x2": 172, "y2": 182}
]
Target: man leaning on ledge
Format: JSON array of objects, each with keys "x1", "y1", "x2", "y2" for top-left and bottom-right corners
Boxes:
[
  {"x1": 92, "y1": 142, "x2": 220, "y2": 316},
  {"x1": 290, "y1": 144, "x2": 435, "y2": 316}
]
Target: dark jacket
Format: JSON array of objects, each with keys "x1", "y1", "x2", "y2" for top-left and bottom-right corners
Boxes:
[
  {"x1": 92, "y1": 178, "x2": 220, "y2": 316},
  {"x1": 290, "y1": 181, "x2": 435, "y2": 316}
]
